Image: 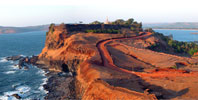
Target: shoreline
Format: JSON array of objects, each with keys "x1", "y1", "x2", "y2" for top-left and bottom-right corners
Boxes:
[
  {"x1": 0, "y1": 56, "x2": 48, "y2": 100},
  {"x1": 34, "y1": 59, "x2": 76, "y2": 100}
]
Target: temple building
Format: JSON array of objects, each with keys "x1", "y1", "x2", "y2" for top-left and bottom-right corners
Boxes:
[{"x1": 104, "y1": 17, "x2": 111, "y2": 24}]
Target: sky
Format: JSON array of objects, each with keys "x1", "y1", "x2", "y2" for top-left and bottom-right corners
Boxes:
[{"x1": 0, "y1": 0, "x2": 198, "y2": 26}]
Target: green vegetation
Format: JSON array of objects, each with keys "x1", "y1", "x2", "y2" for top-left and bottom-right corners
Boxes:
[
  {"x1": 88, "y1": 18, "x2": 142, "y2": 34},
  {"x1": 144, "y1": 28, "x2": 155, "y2": 34},
  {"x1": 90, "y1": 21, "x2": 103, "y2": 24},
  {"x1": 46, "y1": 23, "x2": 55, "y2": 35},
  {"x1": 111, "y1": 18, "x2": 135, "y2": 25},
  {"x1": 149, "y1": 32, "x2": 198, "y2": 56},
  {"x1": 168, "y1": 40, "x2": 198, "y2": 55},
  {"x1": 111, "y1": 18, "x2": 142, "y2": 33},
  {"x1": 85, "y1": 29, "x2": 120, "y2": 34},
  {"x1": 148, "y1": 43, "x2": 160, "y2": 50},
  {"x1": 171, "y1": 65, "x2": 178, "y2": 69}
]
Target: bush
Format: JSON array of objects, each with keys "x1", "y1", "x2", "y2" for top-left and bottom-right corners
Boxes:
[
  {"x1": 85, "y1": 29, "x2": 120, "y2": 34},
  {"x1": 90, "y1": 21, "x2": 102, "y2": 24},
  {"x1": 150, "y1": 32, "x2": 198, "y2": 56},
  {"x1": 171, "y1": 65, "x2": 178, "y2": 69},
  {"x1": 46, "y1": 23, "x2": 55, "y2": 35}
]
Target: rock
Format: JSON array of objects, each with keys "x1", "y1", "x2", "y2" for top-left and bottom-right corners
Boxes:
[
  {"x1": 194, "y1": 52, "x2": 198, "y2": 56},
  {"x1": 58, "y1": 72, "x2": 67, "y2": 77},
  {"x1": 44, "y1": 75, "x2": 76, "y2": 100},
  {"x1": 18, "y1": 58, "x2": 25, "y2": 67},
  {"x1": 25, "y1": 57, "x2": 29, "y2": 62},
  {"x1": 28, "y1": 56, "x2": 38, "y2": 65},
  {"x1": 24, "y1": 66, "x2": 29, "y2": 70},
  {"x1": 6, "y1": 55, "x2": 23, "y2": 61},
  {"x1": 12, "y1": 94, "x2": 21, "y2": 99},
  {"x1": 18, "y1": 65, "x2": 22, "y2": 69}
]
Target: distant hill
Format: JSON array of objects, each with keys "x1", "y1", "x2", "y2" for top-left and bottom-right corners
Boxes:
[
  {"x1": 0, "y1": 25, "x2": 49, "y2": 34},
  {"x1": 143, "y1": 22, "x2": 198, "y2": 29}
]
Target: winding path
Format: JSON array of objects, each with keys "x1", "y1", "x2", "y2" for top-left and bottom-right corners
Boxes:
[{"x1": 96, "y1": 32, "x2": 198, "y2": 77}]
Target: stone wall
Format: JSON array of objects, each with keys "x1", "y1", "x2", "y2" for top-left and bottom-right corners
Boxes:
[{"x1": 54, "y1": 24, "x2": 141, "y2": 34}]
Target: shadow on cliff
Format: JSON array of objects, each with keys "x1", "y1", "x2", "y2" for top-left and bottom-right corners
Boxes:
[{"x1": 103, "y1": 75, "x2": 189, "y2": 99}]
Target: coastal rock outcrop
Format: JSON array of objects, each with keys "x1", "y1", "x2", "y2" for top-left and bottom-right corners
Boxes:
[
  {"x1": 38, "y1": 24, "x2": 157, "y2": 99},
  {"x1": 38, "y1": 24, "x2": 198, "y2": 100}
]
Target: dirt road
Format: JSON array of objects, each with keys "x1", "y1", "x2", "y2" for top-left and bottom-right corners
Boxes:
[{"x1": 96, "y1": 32, "x2": 198, "y2": 77}]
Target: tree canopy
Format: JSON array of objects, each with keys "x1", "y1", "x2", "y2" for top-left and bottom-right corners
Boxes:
[{"x1": 90, "y1": 21, "x2": 103, "y2": 24}]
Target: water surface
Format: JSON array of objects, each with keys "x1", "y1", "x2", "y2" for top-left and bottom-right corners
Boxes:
[
  {"x1": 154, "y1": 29, "x2": 198, "y2": 42},
  {"x1": 0, "y1": 31, "x2": 47, "y2": 100}
]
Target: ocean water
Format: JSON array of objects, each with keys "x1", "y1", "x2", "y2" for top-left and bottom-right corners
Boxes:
[
  {"x1": 154, "y1": 29, "x2": 198, "y2": 42},
  {"x1": 0, "y1": 31, "x2": 47, "y2": 100}
]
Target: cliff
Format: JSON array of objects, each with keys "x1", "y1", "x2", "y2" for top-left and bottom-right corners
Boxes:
[
  {"x1": 39, "y1": 24, "x2": 198, "y2": 100},
  {"x1": 38, "y1": 24, "x2": 156, "y2": 99}
]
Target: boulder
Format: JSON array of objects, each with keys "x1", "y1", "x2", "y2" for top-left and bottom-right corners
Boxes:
[
  {"x1": 6, "y1": 55, "x2": 23, "y2": 61},
  {"x1": 11, "y1": 94, "x2": 21, "y2": 99},
  {"x1": 24, "y1": 66, "x2": 29, "y2": 70},
  {"x1": 29, "y1": 56, "x2": 38, "y2": 64},
  {"x1": 18, "y1": 58, "x2": 25, "y2": 67}
]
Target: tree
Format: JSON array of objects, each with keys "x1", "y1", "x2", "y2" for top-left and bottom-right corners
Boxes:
[
  {"x1": 130, "y1": 27, "x2": 135, "y2": 31},
  {"x1": 125, "y1": 18, "x2": 134, "y2": 25},
  {"x1": 46, "y1": 23, "x2": 55, "y2": 35},
  {"x1": 113, "y1": 19, "x2": 125, "y2": 25},
  {"x1": 144, "y1": 28, "x2": 154, "y2": 33},
  {"x1": 90, "y1": 21, "x2": 102, "y2": 24},
  {"x1": 79, "y1": 21, "x2": 83, "y2": 24}
]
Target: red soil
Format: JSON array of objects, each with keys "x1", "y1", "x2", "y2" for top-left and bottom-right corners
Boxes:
[
  {"x1": 96, "y1": 32, "x2": 198, "y2": 78},
  {"x1": 40, "y1": 27, "x2": 198, "y2": 99}
]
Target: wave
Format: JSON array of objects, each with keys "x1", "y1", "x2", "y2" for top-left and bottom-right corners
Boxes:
[
  {"x1": 15, "y1": 86, "x2": 31, "y2": 93},
  {"x1": 0, "y1": 82, "x2": 48, "y2": 100},
  {"x1": 37, "y1": 69, "x2": 49, "y2": 94},
  {"x1": 40, "y1": 77, "x2": 48, "y2": 94},
  {"x1": 0, "y1": 57, "x2": 8, "y2": 63},
  {"x1": 9, "y1": 65, "x2": 19, "y2": 69},
  {"x1": 0, "y1": 94, "x2": 18, "y2": 100},
  {"x1": 3, "y1": 71, "x2": 16, "y2": 74},
  {"x1": 0, "y1": 55, "x2": 26, "y2": 63},
  {"x1": 12, "y1": 83, "x2": 22, "y2": 88},
  {"x1": 0, "y1": 57, "x2": 16, "y2": 65},
  {"x1": 36, "y1": 69, "x2": 47, "y2": 77},
  {"x1": 0, "y1": 91, "x2": 18, "y2": 100},
  {"x1": 20, "y1": 55, "x2": 26, "y2": 57},
  {"x1": 0, "y1": 85, "x2": 31, "y2": 100},
  {"x1": 41, "y1": 78, "x2": 48, "y2": 85},
  {"x1": 0, "y1": 63, "x2": 48, "y2": 99}
]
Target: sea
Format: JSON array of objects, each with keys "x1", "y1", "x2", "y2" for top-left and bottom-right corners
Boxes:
[
  {"x1": 154, "y1": 29, "x2": 198, "y2": 42},
  {"x1": 0, "y1": 31, "x2": 47, "y2": 100},
  {"x1": 0, "y1": 29, "x2": 198, "y2": 100}
]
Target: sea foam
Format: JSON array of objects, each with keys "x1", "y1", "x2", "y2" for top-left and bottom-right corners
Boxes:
[
  {"x1": 0, "y1": 86, "x2": 31, "y2": 100},
  {"x1": 9, "y1": 65, "x2": 19, "y2": 69},
  {"x1": 0, "y1": 57, "x2": 8, "y2": 63},
  {"x1": 3, "y1": 71, "x2": 16, "y2": 74},
  {"x1": 15, "y1": 86, "x2": 31, "y2": 93},
  {"x1": 36, "y1": 70, "x2": 46, "y2": 76}
]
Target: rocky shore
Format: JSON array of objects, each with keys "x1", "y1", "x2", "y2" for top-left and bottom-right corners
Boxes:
[
  {"x1": 34, "y1": 59, "x2": 78, "y2": 100},
  {"x1": 6, "y1": 55, "x2": 77, "y2": 100},
  {"x1": 27, "y1": 23, "x2": 198, "y2": 100}
]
